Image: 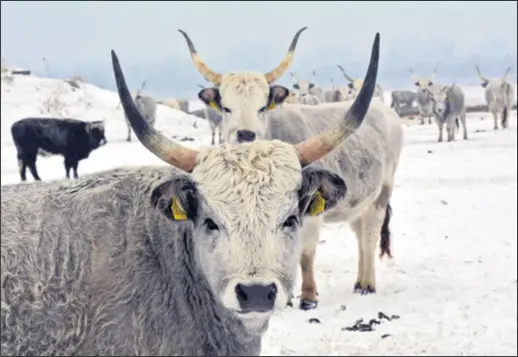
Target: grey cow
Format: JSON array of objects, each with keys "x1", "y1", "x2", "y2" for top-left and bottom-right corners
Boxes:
[
  {"x1": 410, "y1": 69, "x2": 442, "y2": 125},
  {"x1": 428, "y1": 84, "x2": 468, "y2": 142},
  {"x1": 0, "y1": 49, "x2": 356, "y2": 356},
  {"x1": 324, "y1": 79, "x2": 346, "y2": 103},
  {"x1": 289, "y1": 71, "x2": 325, "y2": 105},
  {"x1": 179, "y1": 28, "x2": 404, "y2": 310},
  {"x1": 390, "y1": 90, "x2": 417, "y2": 110},
  {"x1": 125, "y1": 94, "x2": 157, "y2": 142},
  {"x1": 476, "y1": 65, "x2": 516, "y2": 130}
]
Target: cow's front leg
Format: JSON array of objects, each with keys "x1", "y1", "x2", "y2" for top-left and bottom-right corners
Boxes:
[
  {"x1": 352, "y1": 204, "x2": 387, "y2": 295},
  {"x1": 297, "y1": 217, "x2": 322, "y2": 310},
  {"x1": 493, "y1": 112, "x2": 499, "y2": 130}
]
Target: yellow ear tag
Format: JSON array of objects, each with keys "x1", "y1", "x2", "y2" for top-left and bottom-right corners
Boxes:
[
  {"x1": 267, "y1": 102, "x2": 276, "y2": 110},
  {"x1": 209, "y1": 101, "x2": 219, "y2": 110},
  {"x1": 171, "y1": 197, "x2": 187, "y2": 220},
  {"x1": 309, "y1": 191, "x2": 326, "y2": 216}
]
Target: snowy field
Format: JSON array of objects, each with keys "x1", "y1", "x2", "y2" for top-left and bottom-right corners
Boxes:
[{"x1": 1, "y1": 74, "x2": 517, "y2": 356}]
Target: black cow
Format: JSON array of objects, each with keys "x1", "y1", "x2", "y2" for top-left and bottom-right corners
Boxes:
[{"x1": 10, "y1": 117, "x2": 107, "y2": 182}]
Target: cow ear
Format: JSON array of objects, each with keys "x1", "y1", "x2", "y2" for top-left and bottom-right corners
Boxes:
[
  {"x1": 308, "y1": 83, "x2": 315, "y2": 90},
  {"x1": 198, "y1": 87, "x2": 222, "y2": 112},
  {"x1": 298, "y1": 168, "x2": 347, "y2": 217},
  {"x1": 151, "y1": 177, "x2": 199, "y2": 222},
  {"x1": 267, "y1": 85, "x2": 290, "y2": 110}
]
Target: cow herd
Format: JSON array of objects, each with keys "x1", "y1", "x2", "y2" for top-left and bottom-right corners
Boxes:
[{"x1": 1, "y1": 26, "x2": 516, "y2": 356}]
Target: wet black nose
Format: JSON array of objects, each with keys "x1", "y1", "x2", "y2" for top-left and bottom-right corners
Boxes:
[
  {"x1": 236, "y1": 130, "x2": 256, "y2": 143},
  {"x1": 235, "y1": 283, "x2": 277, "y2": 313}
]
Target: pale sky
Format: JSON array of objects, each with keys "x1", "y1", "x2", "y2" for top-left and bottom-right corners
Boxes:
[{"x1": 2, "y1": 1, "x2": 517, "y2": 97}]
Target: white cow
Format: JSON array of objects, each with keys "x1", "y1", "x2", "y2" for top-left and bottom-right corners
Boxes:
[
  {"x1": 177, "y1": 27, "x2": 404, "y2": 310},
  {"x1": 476, "y1": 65, "x2": 516, "y2": 130}
]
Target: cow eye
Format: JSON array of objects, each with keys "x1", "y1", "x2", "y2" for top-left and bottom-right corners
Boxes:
[
  {"x1": 204, "y1": 218, "x2": 219, "y2": 232},
  {"x1": 258, "y1": 106, "x2": 267, "y2": 113},
  {"x1": 222, "y1": 107, "x2": 232, "y2": 113},
  {"x1": 283, "y1": 215, "x2": 299, "y2": 229}
]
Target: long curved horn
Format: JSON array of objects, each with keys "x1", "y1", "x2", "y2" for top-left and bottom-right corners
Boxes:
[
  {"x1": 336, "y1": 65, "x2": 355, "y2": 82},
  {"x1": 311, "y1": 70, "x2": 316, "y2": 83},
  {"x1": 111, "y1": 50, "x2": 198, "y2": 173},
  {"x1": 178, "y1": 29, "x2": 222, "y2": 86},
  {"x1": 197, "y1": 84, "x2": 205, "y2": 89},
  {"x1": 475, "y1": 65, "x2": 488, "y2": 82},
  {"x1": 296, "y1": 33, "x2": 380, "y2": 167},
  {"x1": 264, "y1": 27, "x2": 308, "y2": 84},
  {"x1": 409, "y1": 69, "x2": 418, "y2": 83},
  {"x1": 503, "y1": 66, "x2": 512, "y2": 81}
]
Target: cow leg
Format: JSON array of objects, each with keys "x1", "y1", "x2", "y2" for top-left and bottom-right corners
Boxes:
[
  {"x1": 446, "y1": 118, "x2": 456, "y2": 142},
  {"x1": 502, "y1": 107, "x2": 509, "y2": 129},
  {"x1": 428, "y1": 116, "x2": 432, "y2": 125},
  {"x1": 64, "y1": 157, "x2": 73, "y2": 179},
  {"x1": 126, "y1": 123, "x2": 132, "y2": 142},
  {"x1": 27, "y1": 157, "x2": 41, "y2": 181},
  {"x1": 17, "y1": 154, "x2": 27, "y2": 182},
  {"x1": 72, "y1": 161, "x2": 79, "y2": 179},
  {"x1": 437, "y1": 121, "x2": 444, "y2": 142},
  {"x1": 460, "y1": 113, "x2": 468, "y2": 140},
  {"x1": 211, "y1": 130, "x2": 216, "y2": 146},
  {"x1": 352, "y1": 185, "x2": 393, "y2": 294},
  {"x1": 493, "y1": 111, "x2": 499, "y2": 130},
  {"x1": 218, "y1": 130, "x2": 224, "y2": 145},
  {"x1": 419, "y1": 115, "x2": 425, "y2": 125},
  {"x1": 297, "y1": 216, "x2": 322, "y2": 310}
]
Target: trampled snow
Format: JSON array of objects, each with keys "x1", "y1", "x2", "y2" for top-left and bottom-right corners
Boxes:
[{"x1": 1, "y1": 73, "x2": 517, "y2": 356}]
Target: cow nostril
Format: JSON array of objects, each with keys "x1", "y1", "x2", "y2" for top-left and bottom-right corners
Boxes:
[
  {"x1": 236, "y1": 130, "x2": 256, "y2": 143},
  {"x1": 235, "y1": 284, "x2": 248, "y2": 302},
  {"x1": 267, "y1": 284, "x2": 277, "y2": 301}
]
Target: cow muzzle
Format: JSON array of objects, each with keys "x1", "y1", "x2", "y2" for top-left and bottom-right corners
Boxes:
[{"x1": 235, "y1": 283, "x2": 277, "y2": 314}]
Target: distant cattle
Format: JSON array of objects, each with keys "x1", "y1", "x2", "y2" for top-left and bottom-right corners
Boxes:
[
  {"x1": 158, "y1": 98, "x2": 190, "y2": 113},
  {"x1": 10, "y1": 117, "x2": 106, "y2": 182},
  {"x1": 476, "y1": 65, "x2": 516, "y2": 130},
  {"x1": 125, "y1": 94, "x2": 157, "y2": 142},
  {"x1": 410, "y1": 69, "x2": 441, "y2": 125},
  {"x1": 390, "y1": 90, "x2": 417, "y2": 110},
  {"x1": 188, "y1": 106, "x2": 223, "y2": 145},
  {"x1": 428, "y1": 84, "x2": 468, "y2": 142}
]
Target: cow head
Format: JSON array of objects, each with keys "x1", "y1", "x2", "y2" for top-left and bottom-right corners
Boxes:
[
  {"x1": 86, "y1": 120, "x2": 107, "y2": 148},
  {"x1": 177, "y1": 27, "x2": 308, "y2": 144},
  {"x1": 111, "y1": 31, "x2": 379, "y2": 334},
  {"x1": 289, "y1": 70, "x2": 317, "y2": 99},
  {"x1": 427, "y1": 84, "x2": 452, "y2": 117},
  {"x1": 476, "y1": 65, "x2": 512, "y2": 88},
  {"x1": 336, "y1": 65, "x2": 364, "y2": 100},
  {"x1": 410, "y1": 69, "x2": 437, "y2": 93}
]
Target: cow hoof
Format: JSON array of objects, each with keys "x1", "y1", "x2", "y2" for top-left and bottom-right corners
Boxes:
[
  {"x1": 299, "y1": 299, "x2": 318, "y2": 310},
  {"x1": 354, "y1": 282, "x2": 376, "y2": 295}
]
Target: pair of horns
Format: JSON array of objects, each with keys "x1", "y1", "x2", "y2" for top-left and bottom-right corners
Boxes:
[
  {"x1": 111, "y1": 32, "x2": 380, "y2": 172},
  {"x1": 409, "y1": 68, "x2": 437, "y2": 83},
  {"x1": 179, "y1": 27, "x2": 308, "y2": 85},
  {"x1": 476, "y1": 65, "x2": 512, "y2": 82}
]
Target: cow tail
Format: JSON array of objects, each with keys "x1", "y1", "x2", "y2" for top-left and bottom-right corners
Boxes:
[{"x1": 379, "y1": 203, "x2": 393, "y2": 259}]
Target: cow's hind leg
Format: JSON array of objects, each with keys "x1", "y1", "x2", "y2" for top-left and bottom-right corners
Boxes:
[
  {"x1": 502, "y1": 107, "x2": 509, "y2": 129},
  {"x1": 460, "y1": 113, "x2": 468, "y2": 140},
  {"x1": 27, "y1": 156, "x2": 41, "y2": 181},
  {"x1": 352, "y1": 185, "x2": 393, "y2": 294},
  {"x1": 493, "y1": 111, "x2": 499, "y2": 130},
  {"x1": 296, "y1": 217, "x2": 322, "y2": 310},
  {"x1": 17, "y1": 153, "x2": 28, "y2": 182},
  {"x1": 72, "y1": 161, "x2": 79, "y2": 179}
]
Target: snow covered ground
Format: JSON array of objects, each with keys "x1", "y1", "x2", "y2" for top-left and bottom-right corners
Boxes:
[{"x1": 1, "y1": 74, "x2": 517, "y2": 356}]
